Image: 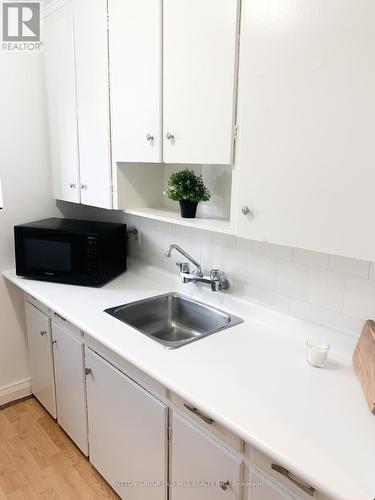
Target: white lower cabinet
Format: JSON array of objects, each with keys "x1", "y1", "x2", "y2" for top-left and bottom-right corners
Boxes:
[
  {"x1": 85, "y1": 348, "x2": 168, "y2": 500},
  {"x1": 52, "y1": 320, "x2": 88, "y2": 455},
  {"x1": 170, "y1": 411, "x2": 243, "y2": 500},
  {"x1": 25, "y1": 301, "x2": 56, "y2": 418},
  {"x1": 24, "y1": 298, "x2": 327, "y2": 500}
]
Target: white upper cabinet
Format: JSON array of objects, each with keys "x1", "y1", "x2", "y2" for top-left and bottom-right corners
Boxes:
[
  {"x1": 163, "y1": 0, "x2": 239, "y2": 165},
  {"x1": 109, "y1": 0, "x2": 162, "y2": 163},
  {"x1": 235, "y1": 0, "x2": 375, "y2": 261},
  {"x1": 109, "y1": 0, "x2": 239, "y2": 166},
  {"x1": 74, "y1": 0, "x2": 112, "y2": 209},
  {"x1": 45, "y1": 3, "x2": 80, "y2": 204}
]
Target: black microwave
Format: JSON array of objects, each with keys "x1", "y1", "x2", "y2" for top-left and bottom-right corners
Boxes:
[{"x1": 14, "y1": 218, "x2": 127, "y2": 286}]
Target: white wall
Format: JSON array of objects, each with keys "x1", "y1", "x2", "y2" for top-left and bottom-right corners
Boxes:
[{"x1": 0, "y1": 51, "x2": 59, "y2": 402}]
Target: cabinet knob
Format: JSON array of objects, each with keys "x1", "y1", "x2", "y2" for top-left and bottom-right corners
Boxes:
[
  {"x1": 166, "y1": 132, "x2": 175, "y2": 142},
  {"x1": 52, "y1": 340, "x2": 57, "y2": 345},
  {"x1": 241, "y1": 205, "x2": 250, "y2": 215},
  {"x1": 146, "y1": 134, "x2": 154, "y2": 142},
  {"x1": 69, "y1": 183, "x2": 76, "y2": 189},
  {"x1": 219, "y1": 481, "x2": 230, "y2": 491},
  {"x1": 40, "y1": 330, "x2": 46, "y2": 336},
  {"x1": 80, "y1": 184, "x2": 87, "y2": 190},
  {"x1": 85, "y1": 368, "x2": 92, "y2": 376}
]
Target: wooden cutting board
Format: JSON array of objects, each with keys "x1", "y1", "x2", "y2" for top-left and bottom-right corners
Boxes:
[{"x1": 353, "y1": 320, "x2": 375, "y2": 414}]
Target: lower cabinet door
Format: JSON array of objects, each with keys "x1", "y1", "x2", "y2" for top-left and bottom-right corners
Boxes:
[
  {"x1": 25, "y1": 301, "x2": 56, "y2": 418},
  {"x1": 52, "y1": 321, "x2": 88, "y2": 455},
  {"x1": 170, "y1": 412, "x2": 243, "y2": 500},
  {"x1": 86, "y1": 348, "x2": 168, "y2": 500}
]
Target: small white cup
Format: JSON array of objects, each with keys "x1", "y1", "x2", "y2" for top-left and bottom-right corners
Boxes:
[{"x1": 307, "y1": 341, "x2": 330, "y2": 368}]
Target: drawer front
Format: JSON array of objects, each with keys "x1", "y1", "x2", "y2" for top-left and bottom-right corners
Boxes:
[
  {"x1": 247, "y1": 445, "x2": 330, "y2": 500},
  {"x1": 50, "y1": 310, "x2": 82, "y2": 338},
  {"x1": 248, "y1": 469, "x2": 294, "y2": 500},
  {"x1": 170, "y1": 411, "x2": 243, "y2": 500},
  {"x1": 25, "y1": 293, "x2": 50, "y2": 316},
  {"x1": 170, "y1": 392, "x2": 243, "y2": 453}
]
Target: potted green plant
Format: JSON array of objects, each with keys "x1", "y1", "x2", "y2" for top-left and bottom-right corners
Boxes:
[{"x1": 166, "y1": 169, "x2": 211, "y2": 218}]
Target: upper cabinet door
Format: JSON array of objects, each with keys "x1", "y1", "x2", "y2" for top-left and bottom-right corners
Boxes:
[
  {"x1": 74, "y1": 0, "x2": 112, "y2": 209},
  {"x1": 235, "y1": 0, "x2": 375, "y2": 261},
  {"x1": 109, "y1": 0, "x2": 162, "y2": 163},
  {"x1": 163, "y1": 0, "x2": 239, "y2": 165},
  {"x1": 45, "y1": 4, "x2": 80, "y2": 204}
]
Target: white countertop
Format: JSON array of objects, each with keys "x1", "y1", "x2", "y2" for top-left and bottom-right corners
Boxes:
[{"x1": 3, "y1": 268, "x2": 374, "y2": 500}]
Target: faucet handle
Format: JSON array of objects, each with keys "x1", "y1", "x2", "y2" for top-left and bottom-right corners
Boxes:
[
  {"x1": 210, "y1": 269, "x2": 230, "y2": 292},
  {"x1": 210, "y1": 269, "x2": 221, "y2": 281},
  {"x1": 176, "y1": 262, "x2": 190, "y2": 274}
]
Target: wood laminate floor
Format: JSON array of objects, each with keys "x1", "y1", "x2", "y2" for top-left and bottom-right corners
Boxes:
[{"x1": 0, "y1": 397, "x2": 119, "y2": 499}]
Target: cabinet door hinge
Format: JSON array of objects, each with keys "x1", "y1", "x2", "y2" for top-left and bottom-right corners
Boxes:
[
  {"x1": 233, "y1": 123, "x2": 239, "y2": 142},
  {"x1": 168, "y1": 427, "x2": 172, "y2": 441}
]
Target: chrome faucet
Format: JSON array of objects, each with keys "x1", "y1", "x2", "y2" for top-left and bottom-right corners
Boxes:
[{"x1": 165, "y1": 244, "x2": 230, "y2": 292}]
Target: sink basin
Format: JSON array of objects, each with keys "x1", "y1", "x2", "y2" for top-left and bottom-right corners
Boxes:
[{"x1": 104, "y1": 292, "x2": 243, "y2": 349}]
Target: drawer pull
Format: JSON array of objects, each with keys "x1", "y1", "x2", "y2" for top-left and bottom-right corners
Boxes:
[
  {"x1": 53, "y1": 312, "x2": 66, "y2": 322},
  {"x1": 183, "y1": 404, "x2": 213, "y2": 425},
  {"x1": 219, "y1": 480, "x2": 230, "y2": 491},
  {"x1": 271, "y1": 464, "x2": 315, "y2": 496}
]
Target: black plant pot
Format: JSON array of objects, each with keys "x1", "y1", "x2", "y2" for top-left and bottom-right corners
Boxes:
[{"x1": 179, "y1": 200, "x2": 198, "y2": 218}]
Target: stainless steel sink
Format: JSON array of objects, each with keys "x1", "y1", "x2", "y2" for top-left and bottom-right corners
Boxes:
[{"x1": 104, "y1": 292, "x2": 243, "y2": 349}]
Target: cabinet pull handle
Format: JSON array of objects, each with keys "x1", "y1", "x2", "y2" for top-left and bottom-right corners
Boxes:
[
  {"x1": 69, "y1": 183, "x2": 76, "y2": 189},
  {"x1": 40, "y1": 330, "x2": 47, "y2": 336},
  {"x1": 271, "y1": 464, "x2": 315, "y2": 496},
  {"x1": 85, "y1": 368, "x2": 92, "y2": 376},
  {"x1": 52, "y1": 340, "x2": 57, "y2": 345},
  {"x1": 219, "y1": 480, "x2": 230, "y2": 491},
  {"x1": 166, "y1": 132, "x2": 175, "y2": 142},
  {"x1": 80, "y1": 184, "x2": 88, "y2": 190},
  {"x1": 53, "y1": 312, "x2": 66, "y2": 322},
  {"x1": 146, "y1": 134, "x2": 154, "y2": 142},
  {"x1": 183, "y1": 404, "x2": 214, "y2": 425}
]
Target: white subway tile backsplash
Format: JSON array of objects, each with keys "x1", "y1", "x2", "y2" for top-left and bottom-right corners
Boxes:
[
  {"x1": 233, "y1": 281, "x2": 259, "y2": 301},
  {"x1": 307, "y1": 269, "x2": 346, "y2": 311},
  {"x1": 293, "y1": 248, "x2": 329, "y2": 270},
  {"x1": 328, "y1": 255, "x2": 370, "y2": 279},
  {"x1": 261, "y1": 242, "x2": 293, "y2": 262},
  {"x1": 343, "y1": 277, "x2": 375, "y2": 320},
  {"x1": 224, "y1": 248, "x2": 247, "y2": 282},
  {"x1": 236, "y1": 237, "x2": 262, "y2": 255},
  {"x1": 289, "y1": 300, "x2": 364, "y2": 337},
  {"x1": 126, "y1": 213, "x2": 375, "y2": 338},
  {"x1": 275, "y1": 261, "x2": 308, "y2": 300},
  {"x1": 247, "y1": 253, "x2": 276, "y2": 291},
  {"x1": 257, "y1": 289, "x2": 290, "y2": 313}
]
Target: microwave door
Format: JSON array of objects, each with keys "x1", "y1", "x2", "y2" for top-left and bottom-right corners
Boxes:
[{"x1": 17, "y1": 232, "x2": 86, "y2": 279}]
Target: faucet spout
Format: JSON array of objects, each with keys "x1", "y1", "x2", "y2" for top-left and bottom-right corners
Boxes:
[
  {"x1": 165, "y1": 243, "x2": 230, "y2": 292},
  {"x1": 165, "y1": 244, "x2": 202, "y2": 276}
]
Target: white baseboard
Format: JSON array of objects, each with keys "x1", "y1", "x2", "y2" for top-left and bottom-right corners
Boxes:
[{"x1": 0, "y1": 378, "x2": 32, "y2": 406}]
